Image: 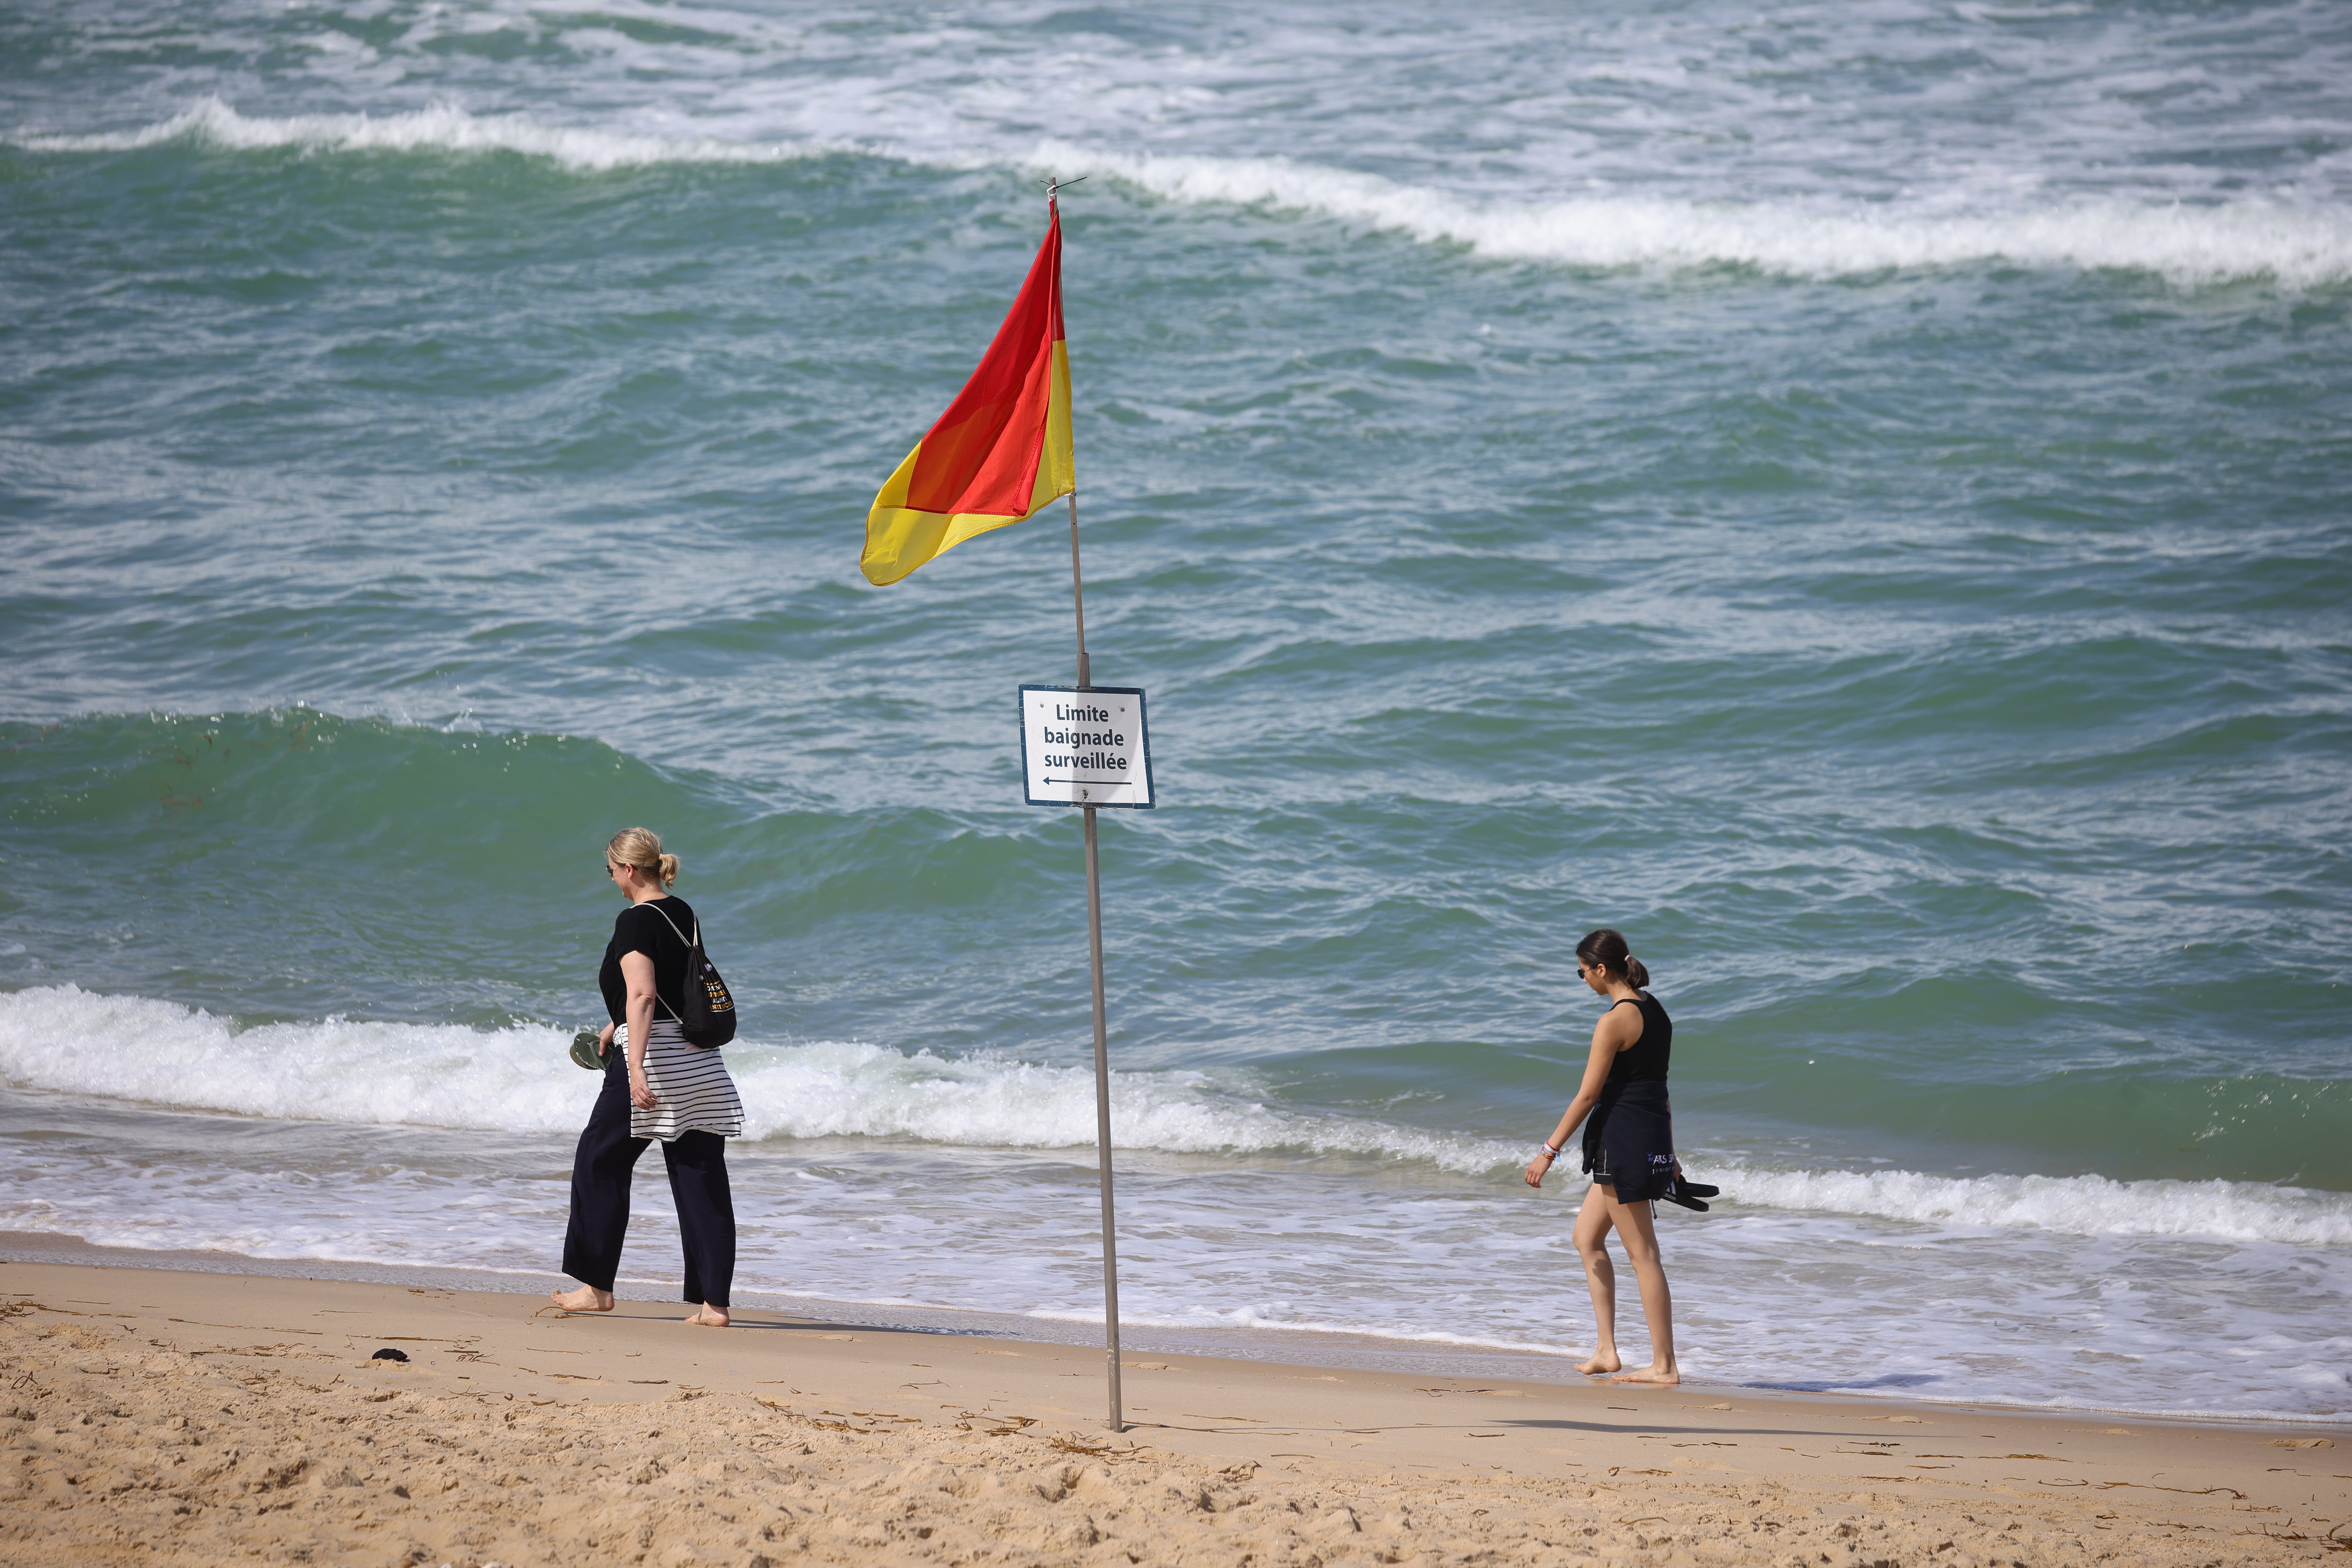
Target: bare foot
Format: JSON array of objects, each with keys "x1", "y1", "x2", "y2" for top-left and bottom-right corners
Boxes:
[
  {"x1": 549, "y1": 1285, "x2": 614, "y2": 1313},
  {"x1": 1609, "y1": 1364, "x2": 1680, "y2": 1385},
  {"x1": 1576, "y1": 1351, "x2": 1621, "y2": 1375},
  {"x1": 684, "y1": 1305, "x2": 730, "y2": 1328}
]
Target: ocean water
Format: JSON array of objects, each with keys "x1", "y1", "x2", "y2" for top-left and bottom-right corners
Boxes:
[{"x1": 3, "y1": 0, "x2": 2349, "y2": 1420}]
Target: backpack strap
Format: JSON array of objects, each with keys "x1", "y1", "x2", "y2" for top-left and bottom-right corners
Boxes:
[
  {"x1": 639, "y1": 902, "x2": 702, "y2": 1028},
  {"x1": 643, "y1": 901, "x2": 700, "y2": 953}
]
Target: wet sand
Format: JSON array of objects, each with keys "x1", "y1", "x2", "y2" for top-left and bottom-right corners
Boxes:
[{"x1": 3, "y1": 1259, "x2": 2344, "y2": 1566}]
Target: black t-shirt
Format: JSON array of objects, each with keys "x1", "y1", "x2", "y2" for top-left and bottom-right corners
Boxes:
[{"x1": 600, "y1": 896, "x2": 698, "y2": 1026}]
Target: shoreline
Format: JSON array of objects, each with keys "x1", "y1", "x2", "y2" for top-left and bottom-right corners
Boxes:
[
  {"x1": 0, "y1": 1229, "x2": 1656, "y2": 1389},
  {"x1": 8, "y1": 1038, "x2": 2347, "y2": 1428},
  {"x1": 8, "y1": 1230, "x2": 2346, "y2": 1431},
  {"x1": 4, "y1": 1256, "x2": 2345, "y2": 1567}
]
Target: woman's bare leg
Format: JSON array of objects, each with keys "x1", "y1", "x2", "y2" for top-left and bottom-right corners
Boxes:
[
  {"x1": 548, "y1": 1285, "x2": 613, "y2": 1313},
  {"x1": 1571, "y1": 1182, "x2": 1622, "y2": 1375},
  {"x1": 1603, "y1": 1193, "x2": 1678, "y2": 1384}
]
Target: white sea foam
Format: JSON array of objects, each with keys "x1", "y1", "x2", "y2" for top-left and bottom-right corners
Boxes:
[
  {"x1": 8, "y1": 96, "x2": 840, "y2": 172},
  {"x1": 12, "y1": 100, "x2": 2347, "y2": 285},
  {"x1": 1709, "y1": 1160, "x2": 2352, "y2": 1248},
  {"x1": 1031, "y1": 142, "x2": 2352, "y2": 287},
  {"x1": 0, "y1": 985, "x2": 589, "y2": 1134},
  {"x1": 0, "y1": 984, "x2": 1515, "y2": 1169},
  {"x1": 4, "y1": 986, "x2": 2347, "y2": 1249},
  {"x1": 726, "y1": 1038, "x2": 1521, "y2": 1170}
]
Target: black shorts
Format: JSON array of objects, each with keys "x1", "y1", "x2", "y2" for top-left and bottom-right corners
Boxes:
[{"x1": 1581, "y1": 1081, "x2": 1675, "y2": 1202}]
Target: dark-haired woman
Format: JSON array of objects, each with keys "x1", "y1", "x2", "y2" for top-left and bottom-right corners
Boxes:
[{"x1": 1523, "y1": 928, "x2": 1679, "y2": 1384}]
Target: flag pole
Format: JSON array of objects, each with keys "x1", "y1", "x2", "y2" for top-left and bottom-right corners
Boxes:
[
  {"x1": 1072, "y1": 492, "x2": 1125, "y2": 1434},
  {"x1": 1053, "y1": 175, "x2": 1124, "y2": 1435}
]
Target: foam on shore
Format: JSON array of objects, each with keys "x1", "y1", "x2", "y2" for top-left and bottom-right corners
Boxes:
[{"x1": 6, "y1": 984, "x2": 2345, "y2": 1246}]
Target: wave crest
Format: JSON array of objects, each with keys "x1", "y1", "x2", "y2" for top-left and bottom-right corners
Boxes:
[
  {"x1": 1033, "y1": 141, "x2": 2352, "y2": 287},
  {"x1": 4, "y1": 986, "x2": 2345, "y2": 1246},
  {"x1": 8, "y1": 96, "x2": 838, "y2": 172},
  {"x1": 0, "y1": 985, "x2": 1513, "y2": 1169},
  {"x1": 10, "y1": 102, "x2": 2346, "y2": 284},
  {"x1": 1710, "y1": 1160, "x2": 2352, "y2": 1248}
]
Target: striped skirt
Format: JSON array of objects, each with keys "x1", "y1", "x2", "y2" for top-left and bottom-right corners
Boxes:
[{"x1": 617, "y1": 1018, "x2": 745, "y2": 1142}]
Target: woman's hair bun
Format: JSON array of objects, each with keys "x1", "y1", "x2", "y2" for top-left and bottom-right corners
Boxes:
[
  {"x1": 608, "y1": 827, "x2": 679, "y2": 888},
  {"x1": 1576, "y1": 927, "x2": 1651, "y2": 989}
]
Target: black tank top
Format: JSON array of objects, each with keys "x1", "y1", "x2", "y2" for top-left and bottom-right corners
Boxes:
[{"x1": 1601, "y1": 993, "x2": 1671, "y2": 1088}]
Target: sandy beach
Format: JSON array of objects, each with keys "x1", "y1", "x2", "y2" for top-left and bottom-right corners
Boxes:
[
  {"x1": 10, "y1": 7, "x2": 2352, "y2": 1562},
  {"x1": 3, "y1": 1258, "x2": 2343, "y2": 1567}
]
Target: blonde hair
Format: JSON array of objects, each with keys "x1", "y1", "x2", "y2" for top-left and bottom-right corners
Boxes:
[{"x1": 607, "y1": 827, "x2": 679, "y2": 889}]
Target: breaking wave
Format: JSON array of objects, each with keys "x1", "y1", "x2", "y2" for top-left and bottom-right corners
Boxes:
[
  {"x1": 4, "y1": 986, "x2": 2347, "y2": 1247},
  {"x1": 1709, "y1": 1159, "x2": 2352, "y2": 1249},
  {"x1": 0, "y1": 984, "x2": 1516, "y2": 1169},
  {"x1": 7, "y1": 96, "x2": 842, "y2": 172},
  {"x1": 1038, "y1": 142, "x2": 2352, "y2": 287},
  {"x1": 12, "y1": 100, "x2": 2347, "y2": 285}
]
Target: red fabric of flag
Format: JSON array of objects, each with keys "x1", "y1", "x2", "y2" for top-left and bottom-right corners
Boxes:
[
  {"x1": 862, "y1": 202, "x2": 1075, "y2": 586},
  {"x1": 905, "y1": 212, "x2": 1064, "y2": 516}
]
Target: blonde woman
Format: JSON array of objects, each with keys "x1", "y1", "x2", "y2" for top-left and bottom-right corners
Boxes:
[{"x1": 552, "y1": 828, "x2": 746, "y2": 1327}]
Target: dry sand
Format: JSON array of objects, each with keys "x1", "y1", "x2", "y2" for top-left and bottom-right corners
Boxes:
[{"x1": 3, "y1": 1260, "x2": 2344, "y2": 1567}]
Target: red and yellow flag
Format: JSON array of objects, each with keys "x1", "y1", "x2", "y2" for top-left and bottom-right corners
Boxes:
[{"x1": 861, "y1": 202, "x2": 1074, "y2": 586}]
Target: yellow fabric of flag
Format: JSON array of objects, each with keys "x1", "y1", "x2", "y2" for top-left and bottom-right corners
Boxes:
[{"x1": 863, "y1": 205, "x2": 1073, "y2": 585}]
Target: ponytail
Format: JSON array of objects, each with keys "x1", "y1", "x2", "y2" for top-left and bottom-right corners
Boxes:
[
  {"x1": 607, "y1": 827, "x2": 680, "y2": 889},
  {"x1": 1576, "y1": 928, "x2": 1650, "y2": 990}
]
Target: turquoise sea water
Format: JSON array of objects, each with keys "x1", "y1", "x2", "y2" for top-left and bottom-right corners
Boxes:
[{"x1": 3, "y1": 0, "x2": 2349, "y2": 1417}]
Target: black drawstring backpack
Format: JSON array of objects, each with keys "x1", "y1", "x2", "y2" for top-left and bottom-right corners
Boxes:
[{"x1": 645, "y1": 903, "x2": 738, "y2": 1049}]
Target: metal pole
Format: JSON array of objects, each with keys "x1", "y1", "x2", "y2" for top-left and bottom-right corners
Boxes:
[
  {"x1": 1053, "y1": 177, "x2": 1120, "y2": 1430},
  {"x1": 1069, "y1": 492, "x2": 1089, "y2": 690},
  {"x1": 1083, "y1": 801, "x2": 1122, "y2": 1433},
  {"x1": 1066, "y1": 486, "x2": 1123, "y2": 1433}
]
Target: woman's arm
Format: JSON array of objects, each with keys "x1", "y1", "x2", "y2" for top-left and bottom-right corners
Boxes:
[
  {"x1": 621, "y1": 949, "x2": 660, "y2": 1111},
  {"x1": 1524, "y1": 1005, "x2": 1643, "y2": 1188}
]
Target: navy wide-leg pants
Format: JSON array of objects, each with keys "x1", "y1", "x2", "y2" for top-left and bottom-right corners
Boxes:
[{"x1": 561, "y1": 1052, "x2": 736, "y2": 1309}]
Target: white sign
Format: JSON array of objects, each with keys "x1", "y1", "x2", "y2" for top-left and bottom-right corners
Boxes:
[{"x1": 1020, "y1": 684, "x2": 1153, "y2": 808}]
